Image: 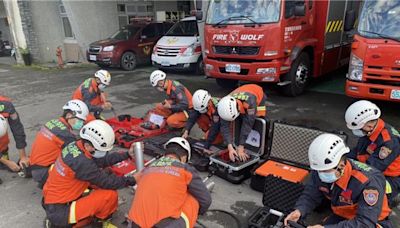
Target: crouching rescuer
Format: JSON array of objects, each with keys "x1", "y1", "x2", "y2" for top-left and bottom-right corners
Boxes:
[
  {"x1": 149, "y1": 70, "x2": 193, "y2": 129},
  {"x1": 284, "y1": 133, "x2": 393, "y2": 228},
  {"x1": 42, "y1": 120, "x2": 137, "y2": 227},
  {"x1": 127, "y1": 137, "x2": 212, "y2": 228}
]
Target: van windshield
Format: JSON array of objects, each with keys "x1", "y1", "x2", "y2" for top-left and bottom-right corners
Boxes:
[
  {"x1": 110, "y1": 26, "x2": 141, "y2": 40},
  {"x1": 358, "y1": 0, "x2": 400, "y2": 40},
  {"x1": 206, "y1": 0, "x2": 281, "y2": 25},
  {"x1": 166, "y1": 20, "x2": 199, "y2": 36}
]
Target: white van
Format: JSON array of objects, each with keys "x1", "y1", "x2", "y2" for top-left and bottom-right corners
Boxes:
[{"x1": 151, "y1": 16, "x2": 203, "y2": 74}]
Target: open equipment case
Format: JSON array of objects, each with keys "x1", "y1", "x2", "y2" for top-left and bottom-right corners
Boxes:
[
  {"x1": 209, "y1": 117, "x2": 268, "y2": 184},
  {"x1": 250, "y1": 121, "x2": 347, "y2": 192}
]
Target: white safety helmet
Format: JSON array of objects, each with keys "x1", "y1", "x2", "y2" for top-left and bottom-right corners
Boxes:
[
  {"x1": 193, "y1": 89, "x2": 211, "y2": 113},
  {"x1": 218, "y1": 95, "x2": 239, "y2": 121},
  {"x1": 308, "y1": 133, "x2": 350, "y2": 171},
  {"x1": 80, "y1": 120, "x2": 115, "y2": 151},
  {"x1": 94, "y1": 70, "x2": 111, "y2": 86},
  {"x1": 345, "y1": 100, "x2": 381, "y2": 130},
  {"x1": 63, "y1": 99, "x2": 89, "y2": 121},
  {"x1": 0, "y1": 114, "x2": 8, "y2": 137},
  {"x1": 164, "y1": 137, "x2": 191, "y2": 161},
  {"x1": 150, "y1": 70, "x2": 166, "y2": 87}
]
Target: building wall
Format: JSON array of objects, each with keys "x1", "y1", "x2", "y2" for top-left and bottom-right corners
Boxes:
[
  {"x1": 0, "y1": 2, "x2": 11, "y2": 42},
  {"x1": 62, "y1": 0, "x2": 119, "y2": 62},
  {"x1": 153, "y1": 1, "x2": 178, "y2": 12}
]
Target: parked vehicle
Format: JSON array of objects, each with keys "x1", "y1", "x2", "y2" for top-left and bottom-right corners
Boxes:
[
  {"x1": 346, "y1": 0, "x2": 400, "y2": 102},
  {"x1": 87, "y1": 20, "x2": 173, "y2": 71},
  {"x1": 152, "y1": 16, "x2": 203, "y2": 74},
  {"x1": 0, "y1": 40, "x2": 12, "y2": 56},
  {"x1": 198, "y1": 0, "x2": 360, "y2": 96}
]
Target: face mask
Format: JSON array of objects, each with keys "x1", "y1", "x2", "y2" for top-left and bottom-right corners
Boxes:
[
  {"x1": 98, "y1": 84, "x2": 107, "y2": 91},
  {"x1": 92, "y1": 150, "x2": 107, "y2": 158},
  {"x1": 318, "y1": 171, "x2": 338, "y2": 183},
  {"x1": 72, "y1": 119, "x2": 84, "y2": 130},
  {"x1": 352, "y1": 129, "x2": 366, "y2": 137}
]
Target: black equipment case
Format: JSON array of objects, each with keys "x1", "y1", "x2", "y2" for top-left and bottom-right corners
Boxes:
[
  {"x1": 209, "y1": 117, "x2": 269, "y2": 184},
  {"x1": 250, "y1": 121, "x2": 348, "y2": 192}
]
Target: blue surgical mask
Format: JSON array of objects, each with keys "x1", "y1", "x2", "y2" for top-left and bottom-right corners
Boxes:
[
  {"x1": 318, "y1": 171, "x2": 338, "y2": 183},
  {"x1": 92, "y1": 150, "x2": 107, "y2": 158},
  {"x1": 352, "y1": 129, "x2": 366, "y2": 137},
  {"x1": 72, "y1": 119, "x2": 84, "y2": 130},
  {"x1": 98, "y1": 84, "x2": 107, "y2": 91}
]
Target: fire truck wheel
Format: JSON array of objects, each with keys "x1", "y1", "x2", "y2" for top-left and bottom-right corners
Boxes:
[
  {"x1": 282, "y1": 52, "x2": 310, "y2": 96},
  {"x1": 120, "y1": 51, "x2": 137, "y2": 71},
  {"x1": 216, "y1": 78, "x2": 238, "y2": 89},
  {"x1": 193, "y1": 57, "x2": 204, "y2": 75}
]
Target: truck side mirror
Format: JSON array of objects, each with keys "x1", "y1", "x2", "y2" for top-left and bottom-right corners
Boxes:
[
  {"x1": 191, "y1": 10, "x2": 203, "y2": 21},
  {"x1": 294, "y1": 3, "x2": 306, "y2": 17},
  {"x1": 344, "y1": 10, "x2": 356, "y2": 32}
]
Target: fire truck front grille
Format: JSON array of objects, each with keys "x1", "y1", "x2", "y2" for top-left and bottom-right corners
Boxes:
[
  {"x1": 364, "y1": 65, "x2": 400, "y2": 86},
  {"x1": 213, "y1": 46, "x2": 260, "y2": 55},
  {"x1": 89, "y1": 46, "x2": 101, "y2": 53}
]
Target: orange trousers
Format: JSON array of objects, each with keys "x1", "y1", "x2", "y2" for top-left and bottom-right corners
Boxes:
[
  {"x1": 197, "y1": 114, "x2": 223, "y2": 146},
  {"x1": 181, "y1": 194, "x2": 200, "y2": 227},
  {"x1": 153, "y1": 103, "x2": 188, "y2": 129},
  {"x1": 70, "y1": 189, "x2": 118, "y2": 227}
]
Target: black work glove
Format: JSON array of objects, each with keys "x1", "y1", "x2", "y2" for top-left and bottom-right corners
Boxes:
[{"x1": 125, "y1": 176, "x2": 136, "y2": 186}]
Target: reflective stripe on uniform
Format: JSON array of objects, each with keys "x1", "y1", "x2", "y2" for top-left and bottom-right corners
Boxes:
[
  {"x1": 180, "y1": 212, "x2": 190, "y2": 228},
  {"x1": 69, "y1": 201, "x2": 77, "y2": 224},
  {"x1": 257, "y1": 106, "x2": 266, "y2": 111},
  {"x1": 385, "y1": 181, "x2": 392, "y2": 194},
  {"x1": 183, "y1": 110, "x2": 189, "y2": 119},
  {"x1": 49, "y1": 164, "x2": 54, "y2": 171}
]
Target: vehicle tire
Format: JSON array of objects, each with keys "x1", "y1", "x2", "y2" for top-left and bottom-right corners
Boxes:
[
  {"x1": 281, "y1": 52, "x2": 311, "y2": 96},
  {"x1": 216, "y1": 78, "x2": 238, "y2": 89},
  {"x1": 120, "y1": 51, "x2": 137, "y2": 71},
  {"x1": 193, "y1": 57, "x2": 204, "y2": 75}
]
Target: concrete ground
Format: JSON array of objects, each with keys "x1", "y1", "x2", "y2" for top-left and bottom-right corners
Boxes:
[{"x1": 0, "y1": 59, "x2": 399, "y2": 228}]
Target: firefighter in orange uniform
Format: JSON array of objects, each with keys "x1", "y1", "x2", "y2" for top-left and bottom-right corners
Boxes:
[
  {"x1": 0, "y1": 96, "x2": 29, "y2": 173},
  {"x1": 149, "y1": 70, "x2": 193, "y2": 129},
  {"x1": 345, "y1": 100, "x2": 400, "y2": 207},
  {"x1": 127, "y1": 137, "x2": 212, "y2": 228},
  {"x1": 43, "y1": 120, "x2": 137, "y2": 228},
  {"x1": 72, "y1": 70, "x2": 112, "y2": 121},
  {"x1": 217, "y1": 84, "x2": 267, "y2": 162},
  {"x1": 29, "y1": 100, "x2": 89, "y2": 188},
  {"x1": 285, "y1": 134, "x2": 393, "y2": 228},
  {"x1": 182, "y1": 89, "x2": 223, "y2": 154}
]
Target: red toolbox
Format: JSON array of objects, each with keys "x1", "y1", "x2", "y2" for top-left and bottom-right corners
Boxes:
[
  {"x1": 106, "y1": 113, "x2": 173, "y2": 148},
  {"x1": 209, "y1": 117, "x2": 269, "y2": 184},
  {"x1": 250, "y1": 121, "x2": 347, "y2": 192}
]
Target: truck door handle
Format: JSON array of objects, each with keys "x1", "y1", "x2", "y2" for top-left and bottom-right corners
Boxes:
[{"x1": 301, "y1": 21, "x2": 307, "y2": 25}]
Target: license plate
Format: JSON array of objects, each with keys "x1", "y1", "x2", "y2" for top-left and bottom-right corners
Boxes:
[
  {"x1": 161, "y1": 61, "x2": 170, "y2": 66},
  {"x1": 225, "y1": 64, "x2": 241, "y2": 73},
  {"x1": 390, "y1": 89, "x2": 400, "y2": 99},
  {"x1": 89, "y1": 55, "x2": 96, "y2": 61}
]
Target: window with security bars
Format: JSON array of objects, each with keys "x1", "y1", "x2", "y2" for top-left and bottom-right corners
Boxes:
[{"x1": 59, "y1": 3, "x2": 74, "y2": 38}]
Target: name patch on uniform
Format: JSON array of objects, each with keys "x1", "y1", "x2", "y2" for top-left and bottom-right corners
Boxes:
[
  {"x1": 366, "y1": 143, "x2": 377, "y2": 154},
  {"x1": 379, "y1": 146, "x2": 392, "y2": 159},
  {"x1": 247, "y1": 108, "x2": 256, "y2": 115},
  {"x1": 339, "y1": 189, "x2": 353, "y2": 204},
  {"x1": 363, "y1": 189, "x2": 379, "y2": 206}
]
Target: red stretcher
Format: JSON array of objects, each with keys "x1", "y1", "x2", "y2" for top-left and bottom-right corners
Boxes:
[{"x1": 106, "y1": 113, "x2": 172, "y2": 149}]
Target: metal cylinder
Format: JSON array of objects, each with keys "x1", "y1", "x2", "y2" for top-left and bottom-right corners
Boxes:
[
  {"x1": 133, "y1": 142, "x2": 144, "y2": 172},
  {"x1": 206, "y1": 181, "x2": 215, "y2": 192}
]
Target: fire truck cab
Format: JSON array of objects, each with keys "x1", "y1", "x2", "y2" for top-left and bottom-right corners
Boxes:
[
  {"x1": 196, "y1": 0, "x2": 360, "y2": 96},
  {"x1": 346, "y1": 0, "x2": 400, "y2": 102}
]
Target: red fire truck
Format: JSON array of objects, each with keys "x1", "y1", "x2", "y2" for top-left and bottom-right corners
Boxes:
[
  {"x1": 198, "y1": 0, "x2": 360, "y2": 96},
  {"x1": 345, "y1": 0, "x2": 400, "y2": 102}
]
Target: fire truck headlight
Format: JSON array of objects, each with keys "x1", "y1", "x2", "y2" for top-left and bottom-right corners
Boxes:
[
  {"x1": 257, "y1": 67, "x2": 276, "y2": 74},
  {"x1": 347, "y1": 54, "x2": 363, "y2": 81}
]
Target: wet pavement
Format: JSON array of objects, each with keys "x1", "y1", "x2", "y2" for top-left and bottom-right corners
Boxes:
[{"x1": 0, "y1": 60, "x2": 399, "y2": 227}]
